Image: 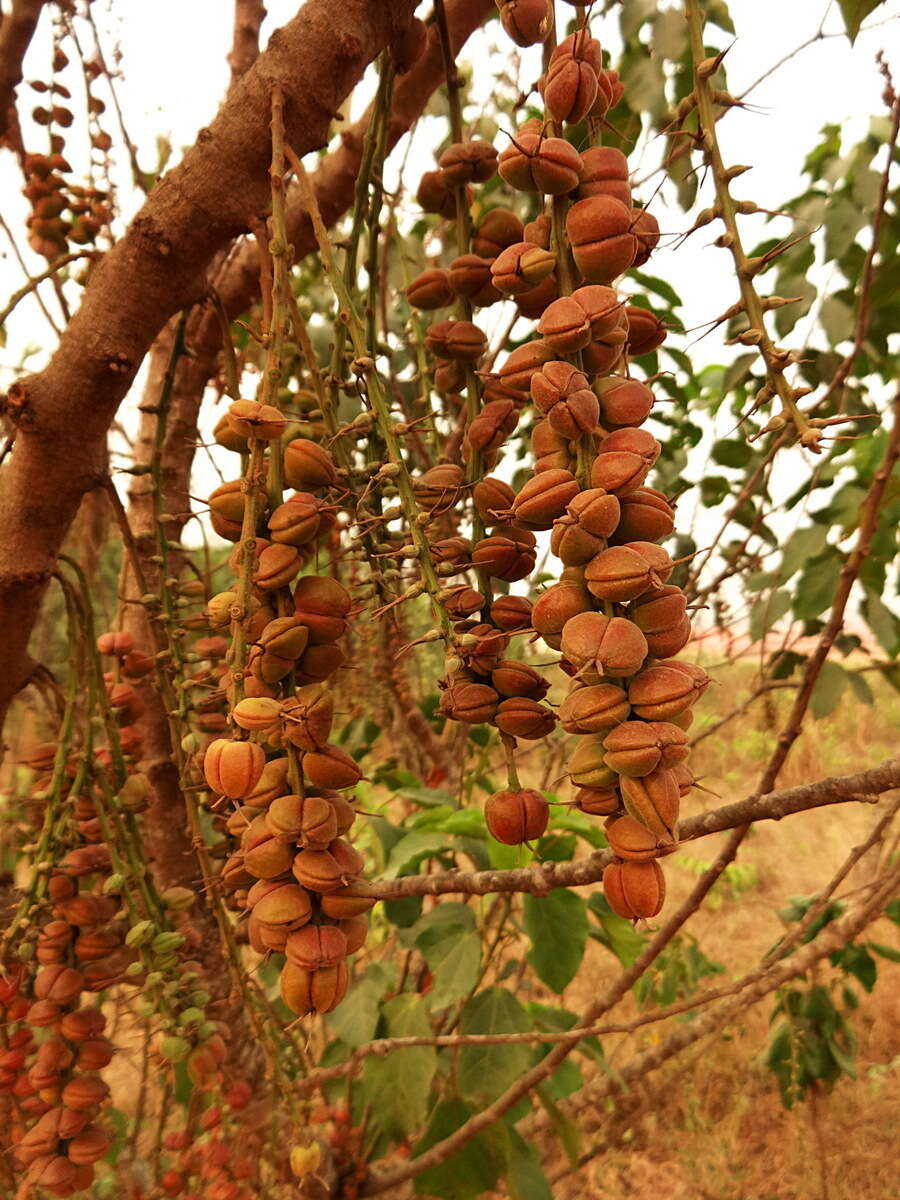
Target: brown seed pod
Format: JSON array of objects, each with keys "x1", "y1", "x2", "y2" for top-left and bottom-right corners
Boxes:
[
  {"x1": 258, "y1": 615, "x2": 310, "y2": 664},
  {"x1": 602, "y1": 721, "x2": 664, "y2": 777},
  {"x1": 456, "y1": 623, "x2": 509, "y2": 674},
  {"x1": 280, "y1": 960, "x2": 349, "y2": 1015},
  {"x1": 610, "y1": 487, "x2": 676, "y2": 542},
  {"x1": 249, "y1": 881, "x2": 313, "y2": 928},
  {"x1": 558, "y1": 684, "x2": 630, "y2": 734},
  {"x1": 490, "y1": 594, "x2": 533, "y2": 631},
  {"x1": 244, "y1": 755, "x2": 289, "y2": 808},
  {"x1": 266, "y1": 793, "x2": 339, "y2": 849},
  {"x1": 61, "y1": 1074, "x2": 109, "y2": 1112},
  {"x1": 494, "y1": 697, "x2": 556, "y2": 740},
  {"x1": 574, "y1": 783, "x2": 621, "y2": 816},
  {"x1": 491, "y1": 241, "x2": 556, "y2": 295},
  {"x1": 432, "y1": 536, "x2": 472, "y2": 567},
  {"x1": 268, "y1": 493, "x2": 334, "y2": 546},
  {"x1": 438, "y1": 139, "x2": 498, "y2": 185},
  {"x1": 406, "y1": 268, "x2": 454, "y2": 310},
  {"x1": 604, "y1": 859, "x2": 666, "y2": 918},
  {"x1": 541, "y1": 30, "x2": 601, "y2": 124},
  {"x1": 498, "y1": 131, "x2": 584, "y2": 194},
  {"x1": 597, "y1": 426, "x2": 661, "y2": 466},
  {"x1": 498, "y1": 0, "x2": 553, "y2": 46},
  {"x1": 590, "y1": 450, "x2": 651, "y2": 497},
  {"x1": 472, "y1": 207, "x2": 525, "y2": 257},
  {"x1": 532, "y1": 578, "x2": 593, "y2": 650},
  {"x1": 532, "y1": 418, "x2": 574, "y2": 473},
  {"x1": 619, "y1": 768, "x2": 680, "y2": 843},
  {"x1": 416, "y1": 168, "x2": 457, "y2": 217},
  {"x1": 631, "y1": 209, "x2": 661, "y2": 268},
  {"x1": 516, "y1": 272, "x2": 560, "y2": 319},
  {"x1": 285, "y1": 924, "x2": 348, "y2": 972},
  {"x1": 231, "y1": 696, "x2": 281, "y2": 732},
  {"x1": 551, "y1": 488, "x2": 621, "y2": 566},
  {"x1": 253, "y1": 543, "x2": 302, "y2": 591},
  {"x1": 302, "y1": 745, "x2": 362, "y2": 791},
  {"x1": 474, "y1": 477, "x2": 516, "y2": 524},
  {"x1": 491, "y1": 659, "x2": 549, "y2": 700},
  {"x1": 567, "y1": 736, "x2": 617, "y2": 789},
  {"x1": 60, "y1": 1009, "x2": 106, "y2": 1043},
  {"x1": 593, "y1": 67, "x2": 625, "y2": 116},
  {"x1": 67, "y1": 1127, "x2": 112, "y2": 1167},
  {"x1": 485, "y1": 788, "x2": 549, "y2": 844},
  {"x1": 293, "y1": 575, "x2": 352, "y2": 643},
  {"x1": 628, "y1": 662, "x2": 703, "y2": 720},
  {"x1": 471, "y1": 528, "x2": 537, "y2": 582},
  {"x1": 291, "y1": 848, "x2": 345, "y2": 894},
  {"x1": 448, "y1": 254, "x2": 501, "y2": 306},
  {"x1": 465, "y1": 398, "x2": 519, "y2": 464},
  {"x1": 226, "y1": 399, "x2": 287, "y2": 441},
  {"x1": 75, "y1": 1039, "x2": 115, "y2": 1071},
  {"x1": 413, "y1": 463, "x2": 465, "y2": 514},
  {"x1": 594, "y1": 376, "x2": 654, "y2": 429},
  {"x1": 523, "y1": 212, "x2": 552, "y2": 248},
  {"x1": 280, "y1": 683, "x2": 334, "y2": 751},
  {"x1": 440, "y1": 680, "x2": 500, "y2": 724},
  {"x1": 576, "y1": 146, "x2": 631, "y2": 205},
  {"x1": 203, "y1": 739, "x2": 265, "y2": 799},
  {"x1": 628, "y1": 584, "x2": 687, "y2": 637},
  {"x1": 626, "y1": 304, "x2": 667, "y2": 356},
  {"x1": 584, "y1": 544, "x2": 664, "y2": 603},
  {"x1": 425, "y1": 319, "x2": 487, "y2": 362},
  {"x1": 537, "y1": 296, "x2": 593, "y2": 353},
  {"x1": 512, "y1": 468, "x2": 580, "y2": 530},
  {"x1": 570, "y1": 284, "x2": 625, "y2": 338},
  {"x1": 243, "y1": 815, "x2": 295, "y2": 879},
  {"x1": 295, "y1": 642, "x2": 347, "y2": 685},
  {"x1": 496, "y1": 338, "x2": 555, "y2": 394},
  {"x1": 338, "y1": 913, "x2": 369, "y2": 954},
  {"x1": 443, "y1": 586, "x2": 486, "y2": 619},
  {"x1": 604, "y1": 813, "x2": 667, "y2": 861},
  {"x1": 560, "y1": 611, "x2": 648, "y2": 677},
  {"x1": 283, "y1": 439, "x2": 338, "y2": 491},
  {"x1": 566, "y1": 195, "x2": 637, "y2": 282}
]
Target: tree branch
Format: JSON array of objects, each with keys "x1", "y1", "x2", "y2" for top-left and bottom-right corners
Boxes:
[
  {"x1": 369, "y1": 757, "x2": 900, "y2": 899},
  {"x1": 229, "y1": 0, "x2": 267, "y2": 87},
  {"x1": 0, "y1": 0, "x2": 47, "y2": 144},
  {"x1": 0, "y1": 0, "x2": 417, "y2": 722}
]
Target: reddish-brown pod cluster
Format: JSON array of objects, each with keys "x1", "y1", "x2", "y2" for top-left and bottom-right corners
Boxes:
[
  {"x1": 201, "y1": 397, "x2": 372, "y2": 1016},
  {"x1": 405, "y1": 5, "x2": 708, "y2": 901}
]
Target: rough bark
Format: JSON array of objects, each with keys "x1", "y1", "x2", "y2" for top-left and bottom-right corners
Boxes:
[
  {"x1": 0, "y1": 0, "x2": 416, "y2": 721},
  {"x1": 228, "y1": 0, "x2": 267, "y2": 86},
  {"x1": 0, "y1": 0, "x2": 47, "y2": 144}
]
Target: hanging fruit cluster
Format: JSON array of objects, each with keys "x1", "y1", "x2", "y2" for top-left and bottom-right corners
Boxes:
[
  {"x1": 398, "y1": 2, "x2": 711, "y2": 920},
  {"x1": 202, "y1": 402, "x2": 374, "y2": 1017}
]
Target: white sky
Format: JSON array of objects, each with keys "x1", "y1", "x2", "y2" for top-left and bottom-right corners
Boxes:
[{"x1": 1, "y1": 0, "x2": 898, "y2": 606}]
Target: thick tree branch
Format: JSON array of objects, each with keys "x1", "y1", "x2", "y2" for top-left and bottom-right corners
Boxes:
[
  {"x1": 0, "y1": 0, "x2": 47, "y2": 143},
  {"x1": 0, "y1": 0, "x2": 417, "y2": 721},
  {"x1": 368, "y1": 757, "x2": 900, "y2": 899},
  {"x1": 229, "y1": 0, "x2": 267, "y2": 87}
]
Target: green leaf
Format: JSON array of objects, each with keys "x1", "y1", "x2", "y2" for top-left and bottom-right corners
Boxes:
[
  {"x1": 830, "y1": 943, "x2": 877, "y2": 992},
  {"x1": 385, "y1": 832, "x2": 454, "y2": 878},
  {"x1": 505, "y1": 1127, "x2": 553, "y2": 1200},
  {"x1": 711, "y1": 438, "x2": 753, "y2": 469},
  {"x1": 628, "y1": 270, "x2": 682, "y2": 308},
  {"x1": 862, "y1": 590, "x2": 900, "y2": 656},
  {"x1": 328, "y1": 960, "x2": 391, "y2": 1046},
  {"x1": 523, "y1": 890, "x2": 588, "y2": 993},
  {"x1": 749, "y1": 589, "x2": 791, "y2": 643},
  {"x1": 794, "y1": 553, "x2": 842, "y2": 621},
  {"x1": 459, "y1": 988, "x2": 533, "y2": 1105},
  {"x1": 824, "y1": 194, "x2": 867, "y2": 260},
  {"x1": 535, "y1": 1089, "x2": 581, "y2": 1164},
  {"x1": 837, "y1": 0, "x2": 886, "y2": 42},
  {"x1": 588, "y1": 895, "x2": 646, "y2": 966},
  {"x1": 361, "y1": 995, "x2": 437, "y2": 1139},
  {"x1": 417, "y1": 917, "x2": 482, "y2": 1012},
  {"x1": 413, "y1": 1099, "x2": 502, "y2": 1200},
  {"x1": 870, "y1": 941, "x2": 900, "y2": 963},
  {"x1": 810, "y1": 660, "x2": 849, "y2": 719}
]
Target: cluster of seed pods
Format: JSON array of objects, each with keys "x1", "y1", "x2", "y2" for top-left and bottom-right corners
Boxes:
[
  {"x1": 402, "y1": 2, "x2": 711, "y2": 919},
  {"x1": 159, "y1": 1080, "x2": 257, "y2": 1200},
  {"x1": 201, "y1": 401, "x2": 374, "y2": 1016},
  {"x1": 23, "y1": 44, "x2": 112, "y2": 258}
]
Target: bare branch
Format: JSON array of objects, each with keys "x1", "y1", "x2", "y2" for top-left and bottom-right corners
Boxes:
[{"x1": 369, "y1": 757, "x2": 900, "y2": 899}]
